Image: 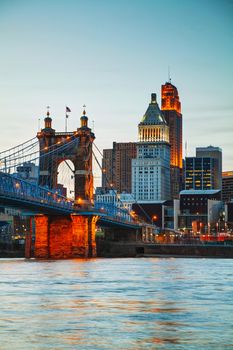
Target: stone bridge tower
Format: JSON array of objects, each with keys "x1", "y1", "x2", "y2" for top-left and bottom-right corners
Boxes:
[{"x1": 37, "y1": 108, "x2": 95, "y2": 204}]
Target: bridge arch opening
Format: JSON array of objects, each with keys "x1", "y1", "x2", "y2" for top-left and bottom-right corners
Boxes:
[{"x1": 57, "y1": 160, "x2": 75, "y2": 199}]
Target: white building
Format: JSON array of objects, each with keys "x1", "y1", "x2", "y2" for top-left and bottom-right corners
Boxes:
[
  {"x1": 95, "y1": 189, "x2": 135, "y2": 212},
  {"x1": 132, "y1": 93, "x2": 171, "y2": 202},
  {"x1": 16, "y1": 162, "x2": 39, "y2": 183}
]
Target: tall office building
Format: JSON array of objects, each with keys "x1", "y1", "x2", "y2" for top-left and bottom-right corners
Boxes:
[
  {"x1": 222, "y1": 171, "x2": 233, "y2": 203},
  {"x1": 102, "y1": 148, "x2": 114, "y2": 188},
  {"x1": 185, "y1": 157, "x2": 217, "y2": 190},
  {"x1": 196, "y1": 146, "x2": 222, "y2": 190},
  {"x1": 161, "y1": 81, "x2": 182, "y2": 199},
  {"x1": 132, "y1": 93, "x2": 170, "y2": 201},
  {"x1": 102, "y1": 142, "x2": 137, "y2": 193}
]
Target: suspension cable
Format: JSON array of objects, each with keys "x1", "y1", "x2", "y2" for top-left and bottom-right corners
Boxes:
[
  {"x1": 1, "y1": 136, "x2": 79, "y2": 174},
  {"x1": 0, "y1": 137, "x2": 37, "y2": 157},
  {"x1": 92, "y1": 149, "x2": 140, "y2": 222}
]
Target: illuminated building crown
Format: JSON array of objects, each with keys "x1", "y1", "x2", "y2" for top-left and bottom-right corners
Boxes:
[
  {"x1": 161, "y1": 82, "x2": 181, "y2": 114},
  {"x1": 138, "y1": 93, "x2": 169, "y2": 143}
]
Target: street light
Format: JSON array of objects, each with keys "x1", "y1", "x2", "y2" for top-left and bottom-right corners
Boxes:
[
  {"x1": 200, "y1": 222, "x2": 203, "y2": 234},
  {"x1": 76, "y1": 197, "x2": 82, "y2": 207},
  {"x1": 152, "y1": 215, "x2": 157, "y2": 225}
]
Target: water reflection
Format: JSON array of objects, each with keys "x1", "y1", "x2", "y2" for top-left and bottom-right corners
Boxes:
[{"x1": 0, "y1": 258, "x2": 233, "y2": 349}]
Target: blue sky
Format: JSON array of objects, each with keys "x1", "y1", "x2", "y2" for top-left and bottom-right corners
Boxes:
[{"x1": 0, "y1": 0, "x2": 232, "y2": 182}]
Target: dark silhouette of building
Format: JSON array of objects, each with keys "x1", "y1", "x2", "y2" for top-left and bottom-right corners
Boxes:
[
  {"x1": 102, "y1": 142, "x2": 137, "y2": 193},
  {"x1": 161, "y1": 81, "x2": 182, "y2": 199}
]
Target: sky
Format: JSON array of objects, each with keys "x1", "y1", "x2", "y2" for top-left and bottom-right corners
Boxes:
[{"x1": 0, "y1": 0, "x2": 232, "y2": 186}]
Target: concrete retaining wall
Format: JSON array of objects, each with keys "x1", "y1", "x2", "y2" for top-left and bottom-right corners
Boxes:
[{"x1": 97, "y1": 240, "x2": 233, "y2": 258}]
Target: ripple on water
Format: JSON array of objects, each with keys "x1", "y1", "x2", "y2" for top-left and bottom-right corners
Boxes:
[{"x1": 0, "y1": 258, "x2": 232, "y2": 350}]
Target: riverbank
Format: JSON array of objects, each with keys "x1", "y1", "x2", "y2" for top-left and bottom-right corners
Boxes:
[
  {"x1": 0, "y1": 250, "x2": 25, "y2": 258},
  {"x1": 0, "y1": 242, "x2": 25, "y2": 258},
  {"x1": 1, "y1": 241, "x2": 233, "y2": 258},
  {"x1": 97, "y1": 240, "x2": 233, "y2": 258}
]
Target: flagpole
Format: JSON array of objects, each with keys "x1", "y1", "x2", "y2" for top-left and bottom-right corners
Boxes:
[
  {"x1": 65, "y1": 113, "x2": 68, "y2": 132},
  {"x1": 65, "y1": 106, "x2": 71, "y2": 132}
]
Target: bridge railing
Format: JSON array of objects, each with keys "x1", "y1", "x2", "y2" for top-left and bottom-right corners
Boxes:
[
  {"x1": 94, "y1": 201, "x2": 137, "y2": 224},
  {"x1": 0, "y1": 172, "x2": 73, "y2": 210}
]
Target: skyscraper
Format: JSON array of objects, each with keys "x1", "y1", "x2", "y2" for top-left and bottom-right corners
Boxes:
[
  {"x1": 222, "y1": 171, "x2": 233, "y2": 203},
  {"x1": 102, "y1": 148, "x2": 114, "y2": 188},
  {"x1": 185, "y1": 157, "x2": 217, "y2": 190},
  {"x1": 161, "y1": 81, "x2": 182, "y2": 198},
  {"x1": 196, "y1": 146, "x2": 222, "y2": 190},
  {"x1": 132, "y1": 93, "x2": 170, "y2": 201},
  {"x1": 102, "y1": 142, "x2": 137, "y2": 193}
]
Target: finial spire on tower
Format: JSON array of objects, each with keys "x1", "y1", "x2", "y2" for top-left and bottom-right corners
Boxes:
[
  {"x1": 168, "y1": 66, "x2": 171, "y2": 83},
  {"x1": 80, "y1": 104, "x2": 88, "y2": 128},
  {"x1": 44, "y1": 106, "x2": 52, "y2": 129}
]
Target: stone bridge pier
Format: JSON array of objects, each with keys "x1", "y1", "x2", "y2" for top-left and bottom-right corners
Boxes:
[{"x1": 34, "y1": 214, "x2": 98, "y2": 259}]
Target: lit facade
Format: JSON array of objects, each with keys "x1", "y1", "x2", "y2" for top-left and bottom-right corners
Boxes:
[
  {"x1": 132, "y1": 93, "x2": 170, "y2": 202},
  {"x1": 161, "y1": 82, "x2": 182, "y2": 199},
  {"x1": 222, "y1": 171, "x2": 233, "y2": 203},
  {"x1": 102, "y1": 142, "x2": 137, "y2": 193},
  {"x1": 185, "y1": 157, "x2": 216, "y2": 190},
  {"x1": 175, "y1": 190, "x2": 222, "y2": 232},
  {"x1": 196, "y1": 146, "x2": 222, "y2": 190}
]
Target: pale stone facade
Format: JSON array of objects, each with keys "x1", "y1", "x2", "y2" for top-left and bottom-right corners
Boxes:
[{"x1": 132, "y1": 93, "x2": 171, "y2": 202}]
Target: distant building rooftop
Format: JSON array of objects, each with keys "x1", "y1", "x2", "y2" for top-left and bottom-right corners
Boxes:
[
  {"x1": 136, "y1": 200, "x2": 168, "y2": 204},
  {"x1": 196, "y1": 146, "x2": 222, "y2": 152},
  {"x1": 180, "y1": 190, "x2": 221, "y2": 195}
]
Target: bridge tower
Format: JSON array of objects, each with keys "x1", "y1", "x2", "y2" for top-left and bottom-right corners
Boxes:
[
  {"x1": 33, "y1": 108, "x2": 98, "y2": 259},
  {"x1": 37, "y1": 108, "x2": 94, "y2": 204}
]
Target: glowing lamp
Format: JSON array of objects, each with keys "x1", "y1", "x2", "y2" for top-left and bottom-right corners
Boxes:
[{"x1": 77, "y1": 197, "x2": 82, "y2": 204}]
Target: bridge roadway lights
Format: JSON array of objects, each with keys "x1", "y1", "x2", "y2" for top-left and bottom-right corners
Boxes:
[{"x1": 34, "y1": 213, "x2": 99, "y2": 259}]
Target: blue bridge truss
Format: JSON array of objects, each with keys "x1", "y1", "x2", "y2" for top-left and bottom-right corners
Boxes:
[{"x1": 0, "y1": 171, "x2": 140, "y2": 228}]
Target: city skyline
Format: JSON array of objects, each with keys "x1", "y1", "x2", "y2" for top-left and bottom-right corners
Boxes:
[{"x1": 0, "y1": 0, "x2": 232, "y2": 177}]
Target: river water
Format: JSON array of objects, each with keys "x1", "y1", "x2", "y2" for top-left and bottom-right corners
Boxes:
[{"x1": 0, "y1": 258, "x2": 232, "y2": 350}]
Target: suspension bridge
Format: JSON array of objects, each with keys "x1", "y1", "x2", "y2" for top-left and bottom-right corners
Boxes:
[{"x1": 0, "y1": 108, "x2": 143, "y2": 259}]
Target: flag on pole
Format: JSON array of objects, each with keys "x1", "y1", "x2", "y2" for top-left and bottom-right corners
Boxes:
[{"x1": 65, "y1": 106, "x2": 71, "y2": 132}]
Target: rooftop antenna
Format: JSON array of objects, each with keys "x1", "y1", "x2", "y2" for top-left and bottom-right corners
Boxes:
[
  {"x1": 185, "y1": 141, "x2": 188, "y2": 157},
  {"x1": 168, "y1": 66, "x2": 171, "y2": 83}
]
